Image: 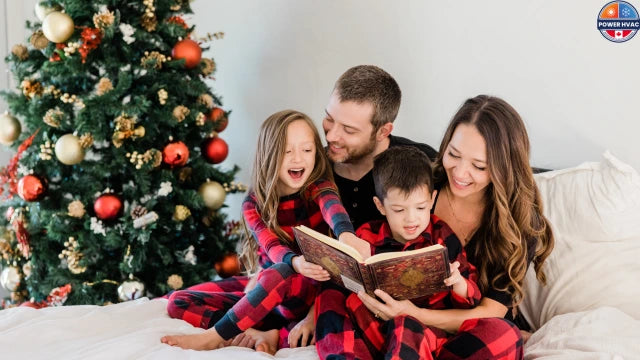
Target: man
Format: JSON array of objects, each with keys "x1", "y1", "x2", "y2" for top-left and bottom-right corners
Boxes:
[{"x1": 323, "y1": 65, "x2": 437, "y2": 230}]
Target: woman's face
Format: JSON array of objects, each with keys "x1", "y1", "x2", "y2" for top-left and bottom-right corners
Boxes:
[{"x1": 442, "y1": 123, "x2": 491, "y2": 199}]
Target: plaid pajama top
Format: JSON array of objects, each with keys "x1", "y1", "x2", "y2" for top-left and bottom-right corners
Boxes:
[
  {"x1": 356, "y1": 215, "x2": 480, "y2": 307},
  {"x1": 243, "y1": 178, "x2": 354, "y2": 269}
]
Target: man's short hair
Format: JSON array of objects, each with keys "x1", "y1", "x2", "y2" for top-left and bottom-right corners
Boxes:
[
  {"x1": 334, "y1": 65, "x2": 401, "y2": 130},
  {"x1": 373, "y1": 146, "x2": 434, "y2": 201}
]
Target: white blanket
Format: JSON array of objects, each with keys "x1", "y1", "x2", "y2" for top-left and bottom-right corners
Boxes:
[
  {"x1": 2, "y1": 298, "x2": 638, "y2": 359},
  {"x1": 524, "y1": 307, "x2": 640, "y2": 360},
  {"x1": 0, "y1": 298, "x2": 318, "y2": 360}
]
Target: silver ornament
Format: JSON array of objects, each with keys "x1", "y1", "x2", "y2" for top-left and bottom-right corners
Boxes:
[
  {"x1": 0, "y1": 266, "x2": 21, "y2": 292},
  {"x1": 117, "y1": 277, "x2": 145, "y2": 301}
]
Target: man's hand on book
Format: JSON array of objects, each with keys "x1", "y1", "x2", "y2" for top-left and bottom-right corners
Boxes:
[
  {"x1": 444, "y1": 261, "x2": 468, "y2": 298},
  {"x1": 338, "y1": 232, "x2": 371, "y2": 260},
  {"x1": 292, "y1": 255, "x2": 331, "y2": 281},
  {"x1": 357, "y1": 289, "x2": 418, "y2": 321}
]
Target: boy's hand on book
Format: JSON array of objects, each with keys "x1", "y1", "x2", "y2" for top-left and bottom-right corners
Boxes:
[
  {"x1": 357, "y1": 289, "x2": 417, "y2": 322},
  {"x1": 288, "y1": 306, "x2": 316, "y2": 348},
  {"x1": 444, "y1": 261, "x2": 468, "y2": 298},
  {"x1": 292, "y1": 255, "x2": 331, "y2": 281},
  {"x1": 338, "y1": 232, "x2": 371, "y2": 260}
]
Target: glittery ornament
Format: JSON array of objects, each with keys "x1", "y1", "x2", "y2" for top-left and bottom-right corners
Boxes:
[
  {"x1": 173, "y1": 205, "x2": 191, "y2": 221},
  {"x1": 67, "y1": 200, "x2": 86, "y2": 218},
  {"x1": 167, "y1": 274, "x2": 183, "y2": 290},
  {"x1": 172, "y1": 105, "x2": 190, "y2": 122},
  {"x1": 11, "y1": 44, "x2": 28, "y2": 60}
]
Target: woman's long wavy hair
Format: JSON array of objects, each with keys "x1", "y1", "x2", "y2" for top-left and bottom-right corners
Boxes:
[
  {"x1": 238, "y1": 110, "x2": 334, "y2": 274},
  {"x1": 434, "y1": 95, "x2": 554, "y2": 307}
]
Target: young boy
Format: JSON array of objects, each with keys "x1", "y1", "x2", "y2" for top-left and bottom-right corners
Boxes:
[{"x1": 314, "y1": 146, "x2": 481, "y2": 360}]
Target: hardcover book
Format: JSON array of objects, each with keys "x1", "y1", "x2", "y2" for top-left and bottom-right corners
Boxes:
[{"x1": 293, "y1": 225, "x2": 451, "y2": 300}]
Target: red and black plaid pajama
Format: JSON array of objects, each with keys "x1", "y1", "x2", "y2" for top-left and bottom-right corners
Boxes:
[
  {"x1": 167, "y1": 262, "x2": 318, "y2": 348},
  {"x1": 316, "y1": 216, "x2": 522, "y2": 359},
  {"x1": 315, "y1": 283, "x2": 522, "y2": 360}
]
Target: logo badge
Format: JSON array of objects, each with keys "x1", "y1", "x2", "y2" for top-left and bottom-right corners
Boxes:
[{"x1": 597, "y1": 1, "x2": 640, "y2": 42}]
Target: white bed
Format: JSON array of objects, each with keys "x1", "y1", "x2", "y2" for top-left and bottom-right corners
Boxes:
[{"x1": 1, "y1": 151, "x2": 640, "y2": 359}]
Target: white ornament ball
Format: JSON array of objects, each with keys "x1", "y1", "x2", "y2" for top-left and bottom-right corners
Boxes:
[
  {"x1": 117, "y1": 279, "x2": 146, "y2": 302},
  {"x1": 55, "y1": 133, "x2": 85, "y2": 165},
  {"x1": 42, "y1": 11, "x2": 74, "y2": 43},
  {"x1": 35, "y1": 2, "x2": 62, "y2": 21},
  {"x1": 0, "y1": 266, "x2": 21, "y2": 292}
]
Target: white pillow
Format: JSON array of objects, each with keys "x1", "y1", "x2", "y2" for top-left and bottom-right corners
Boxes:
[{"x1": 520, "y1": 151, "x2": 640, "y2": 330}]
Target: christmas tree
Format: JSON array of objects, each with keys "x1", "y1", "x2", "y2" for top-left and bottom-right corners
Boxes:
[{"x1": 0, "y1": 0, "x2": 244, "y2": 307}]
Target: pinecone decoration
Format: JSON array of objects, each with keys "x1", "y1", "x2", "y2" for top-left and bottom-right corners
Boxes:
[{"x1": 130, "y1": 205, "x2": 148, "y2": 219}]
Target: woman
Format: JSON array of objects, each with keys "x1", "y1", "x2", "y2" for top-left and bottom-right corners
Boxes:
[{"x1": 355, "y1": 95, "x2": 554, "y2": 359}]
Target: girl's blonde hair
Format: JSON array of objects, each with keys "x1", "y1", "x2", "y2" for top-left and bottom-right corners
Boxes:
[{"x1": 239, "y1": 110, "x2": 333, "y2": 274}]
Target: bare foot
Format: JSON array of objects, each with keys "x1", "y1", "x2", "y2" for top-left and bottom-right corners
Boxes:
[
  {"x1": 161, "y1": 328, "x2": 224, "y2": 350},
  {"x1": 244, "y1": 328, "x2": 280, "y2": 355},
  {"x1": 227, "y1": 332, "x2": 256, "y2": 349}
]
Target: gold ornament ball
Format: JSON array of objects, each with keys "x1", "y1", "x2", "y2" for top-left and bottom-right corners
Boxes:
[
  {"x1": 42, "y1": 11, "x2": 75, "y2": 43},
  {"x1": 0, "y1": 113, "x2": 21, "y2": 145},
  {"x1": 55, "y1": 134, "x2": 85, "y2": 165},
  {"x1": 0, "y1": 266, "x2": 21, "y2": 292},
  {"x1": 34, "y1": 2, "x2": 62, "y2": 21},
  {"x1": 199, "y1": 181, "x2": 226, "y2": 210}
]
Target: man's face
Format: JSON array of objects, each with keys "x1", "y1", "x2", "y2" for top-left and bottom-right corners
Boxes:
[{"x1": 323, "y1": 91, "x2": 377, "y2": 164}]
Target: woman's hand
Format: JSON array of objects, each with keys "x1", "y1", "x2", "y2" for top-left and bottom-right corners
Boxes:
[
  {"x1": 357, "y1": 289, "x2": 417, "y2": 321},
  {"x1": 338, "y1": 232, "x2": 371, "y2": 260},
  {"x1": 291, "y1": 255, "x2": 330, "y2": 281},
  {"x1": 444, "y1": 261, "x2": 468, "y2": 298}
]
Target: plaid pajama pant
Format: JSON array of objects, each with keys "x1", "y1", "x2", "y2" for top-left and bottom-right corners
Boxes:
[
  {"x1": 166, "y1": 262, "x2": 318, "y2": 348},
  {"x1": 315, "y1": 284, "x2": 523, "y2": 360}
]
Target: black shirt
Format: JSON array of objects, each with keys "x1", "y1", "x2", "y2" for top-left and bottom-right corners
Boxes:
[{"x1": 332, "y1": 135, "x2": 438, "y2": 229}]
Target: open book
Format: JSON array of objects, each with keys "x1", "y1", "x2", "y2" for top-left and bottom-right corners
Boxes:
[{"x1": 293, "y1": 225, "x2": 451, "y2": 300}]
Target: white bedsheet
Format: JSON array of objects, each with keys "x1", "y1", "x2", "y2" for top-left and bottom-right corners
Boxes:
[
  {"x1": 0, "y1": 298, "x2": 319, "y2": 360},
  {"x1": 2, "y1": 298, "x2": 638, "y2": 359},
  {"x1": 524, "y1": 307, "x2": 640, "y2": 360}
]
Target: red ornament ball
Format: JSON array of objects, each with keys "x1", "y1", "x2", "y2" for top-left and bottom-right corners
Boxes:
[
  {"x1": 163, "y1": 141, "x2": 190, "y2": 167},
  {"x1": 171, "y1": 39, "x2": 202, "y2": 69},
  {"x1": 202, "y1": 137, "x2": 228, "y2": 164},
  {"x1": 215, "y1": 253, "x2": 241, "y2": 278},
  {"x1": 17, "y1": 175, "x2": 47, "y2": 202},
  {"x1": 94, "y1": 194, "x2": 123, "y2": 221},
  {"x1": 208, "y1": 107, "x2": 228, "y2": 132}
]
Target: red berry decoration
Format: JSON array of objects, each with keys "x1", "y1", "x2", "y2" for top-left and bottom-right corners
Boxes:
[
  {"x1": 171, "y1": 39, "x2": 202, "y2": 69},
  {"x1": 17, "y1": 175, "x2": 47, "y2": 202},
  {"x1": 163, "y1": 141, "x2": 190, "y2": 167},
  {"x1": 209, "y1": 107, "x2": 228, "y2": 132},
  {"x1": 93, "y1": 194, "x2": 123, "y2": 221},
  {"x1": 202, "y1": 136, "x2": 228, "y2": 164}
]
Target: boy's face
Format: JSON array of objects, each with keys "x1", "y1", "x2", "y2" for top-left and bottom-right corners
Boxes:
[{"x1": 373, "y1": 186, "x2": 436, "y2": 243}]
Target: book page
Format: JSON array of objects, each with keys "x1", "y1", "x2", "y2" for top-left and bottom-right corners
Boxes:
[
  {"x1": 364, "y1": 243, "x2": 443, "y2": 265},
  {"x1": 295, "y1": 225, "x2": 364, "y2": 262}
]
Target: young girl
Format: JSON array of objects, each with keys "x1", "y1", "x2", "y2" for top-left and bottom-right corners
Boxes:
[{"x1": 161, "y1": 109, "x2": 365, "y2": 353}]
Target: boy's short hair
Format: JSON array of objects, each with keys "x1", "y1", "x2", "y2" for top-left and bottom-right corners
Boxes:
[
  {"x1": 333, "y1": 65, "x2": 401, "y2": 130},
  {"x1": 373, "y1": 146, "x2": 434, "y2": 201}
]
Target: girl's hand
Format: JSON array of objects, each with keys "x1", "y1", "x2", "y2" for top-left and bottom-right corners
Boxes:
[
  {"x1": 338, "y1": 232, "x2": 371, "y2": 260},
  {"x1": 291, "y1": 255, "x2": 330, "y2": 281},
  {"x1": 288, "y1": 312, "x2": 316, "y2": 348},
  {"x1": 444, "y1": 261, "x2": 468, "y2": 298},
  {"x1": 357, "y1": 289, "x2": 417, "y2": 321}
]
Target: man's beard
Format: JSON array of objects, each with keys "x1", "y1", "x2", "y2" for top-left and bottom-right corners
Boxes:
[{"x1": 327, "y1": 135, "x2": 377, "y2": 164}]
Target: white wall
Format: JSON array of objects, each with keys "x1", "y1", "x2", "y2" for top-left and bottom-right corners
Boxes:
[{"x1": 1, "y1": 0, "x2": 639, "y2": 229}]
